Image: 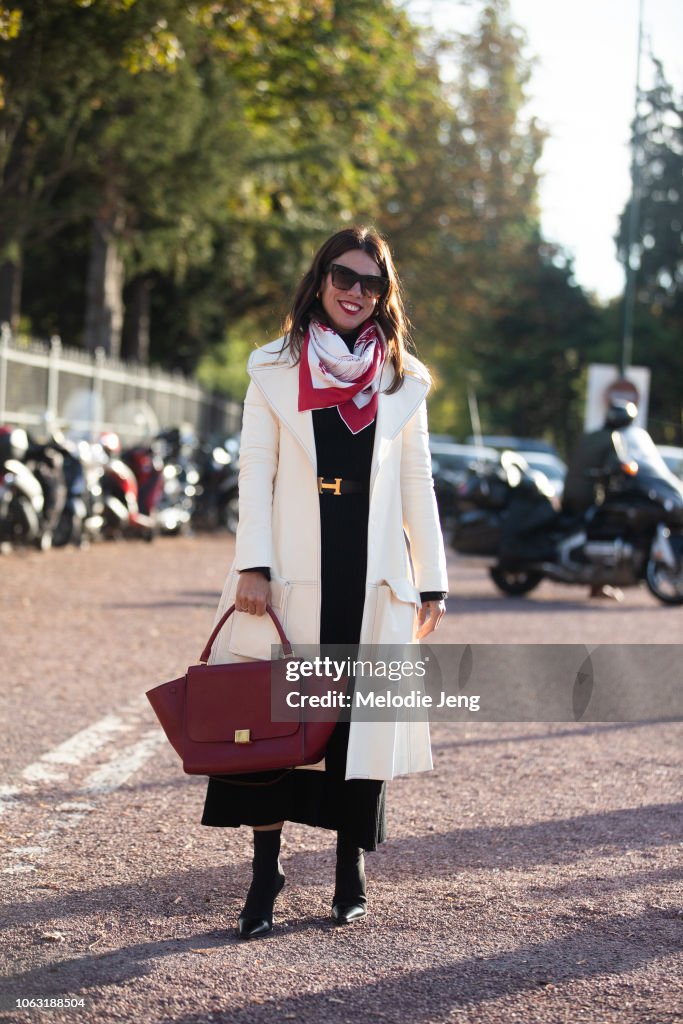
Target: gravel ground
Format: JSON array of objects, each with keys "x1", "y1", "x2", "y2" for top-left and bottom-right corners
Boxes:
[{"x1": 0, "y1": 535, "x2": 681, "y2": 1024}]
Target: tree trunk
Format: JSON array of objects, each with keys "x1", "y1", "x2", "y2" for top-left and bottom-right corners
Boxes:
[
  {"x1": 0, "y1": 255, "x2": 22, "y2": 333},
  {"x1": 121, "y1": 275, "x2": 151, "y2": 363},
  {"x1": 84, "y1": 200, "x2": 125, "y2": 357}
]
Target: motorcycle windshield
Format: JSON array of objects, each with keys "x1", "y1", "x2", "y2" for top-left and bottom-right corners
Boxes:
[{"x1": 621, "y1": 427, "x2": 679, "y2": 482}]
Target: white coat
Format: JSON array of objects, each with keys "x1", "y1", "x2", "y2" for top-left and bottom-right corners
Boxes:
[{"x1": 208, "y1": 337, "x2": 449, "y2": 781}]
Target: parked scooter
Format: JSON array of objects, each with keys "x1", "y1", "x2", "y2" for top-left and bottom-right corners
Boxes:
[
  {"x1": 99, "y1": 433, "x2": 157, "y2": 541},
  {"x1": 122, "y1": 441, "x2": 165, "y2": 525},
  {"x1": 0, "y1": 426, "x2": 52, "y2": 550},
  {"x1": 153, "y1": 427, "x2": 201, "y2": 535},
  {"x1": 49, "y1": 435, "x2": 106, "y2": 547},
  {"x1": 451, "y1": 432, "x2": 683, "y2": 605},
  {"x1": 194, "y1": 433, "x2": 240, "y2": 533}
]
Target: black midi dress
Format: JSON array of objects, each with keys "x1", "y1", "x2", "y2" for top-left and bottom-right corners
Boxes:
[{"x1": 201, "y1": 335, "x2": 387, "y2": 850}]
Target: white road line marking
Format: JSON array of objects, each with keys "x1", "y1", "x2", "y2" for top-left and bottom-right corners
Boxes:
[
  {"x1": 2, "y1": 699, "x2": 167, "y2": 874},
  {"x1": 21, "y1": 714, "x2": 128, "y2": 784},
  {"x1": 83, "y1": 729, "x2": 166, "y2": 794},
  {"x1": 0, "y1": 694, "x2": 150, "y2": 814},
  {"x1": 0, "y1": 784, "x2": 22, "y2": 815}
]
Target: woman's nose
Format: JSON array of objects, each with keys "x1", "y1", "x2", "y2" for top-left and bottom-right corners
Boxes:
[{"x1": 347, "y1": 280, "x2": 363, "y2": 296}]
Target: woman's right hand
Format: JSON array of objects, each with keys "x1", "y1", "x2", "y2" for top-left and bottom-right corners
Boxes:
[{"x1": 235, "y1": 571, "x2": 271, "y2": 616}]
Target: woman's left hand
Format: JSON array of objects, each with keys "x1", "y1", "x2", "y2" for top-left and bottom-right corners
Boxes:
[{"x1": 416, "y1": 599, "x2": 446, "y2": 639}]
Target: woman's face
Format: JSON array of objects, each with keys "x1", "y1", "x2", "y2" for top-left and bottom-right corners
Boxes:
[{"x1": 319, "y1": 248, "x2": 381, "y2": 333}]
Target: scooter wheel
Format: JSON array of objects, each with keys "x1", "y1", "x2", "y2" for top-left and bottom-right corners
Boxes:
[
  {"x1": 489, "y1": 567, "x2": 543, "y2": 596},
  {"x1": 53, "y1": 511, "x2": 80, "y2": 548}
]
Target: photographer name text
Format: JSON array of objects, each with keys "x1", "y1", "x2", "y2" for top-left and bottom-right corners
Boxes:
[{"x1": 285, "y1": 690, "x2": 480, "y2": 711}]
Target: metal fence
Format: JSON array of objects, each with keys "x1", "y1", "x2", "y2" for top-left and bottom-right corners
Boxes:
[{"x1": 0, "y1": 324, "x2": 242, "y2": 444}]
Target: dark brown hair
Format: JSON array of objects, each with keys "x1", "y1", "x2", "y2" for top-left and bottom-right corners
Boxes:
[{"x1": 281, "y1": 226, "x2": 411, "y2": 392}]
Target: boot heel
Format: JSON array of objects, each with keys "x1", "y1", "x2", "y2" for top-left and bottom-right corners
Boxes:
[{"x1": 238, "y1": 873, "x2": 285, "y2": 939}]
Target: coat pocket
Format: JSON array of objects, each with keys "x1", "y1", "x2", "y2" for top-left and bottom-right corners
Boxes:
[{"x1": 370, "y1": 577, "x2": 420, "y2": 646}]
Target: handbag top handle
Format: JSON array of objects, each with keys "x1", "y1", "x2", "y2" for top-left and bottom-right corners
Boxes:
[{"x1": 199, "y1": 604, "x2": 293, "y2": 664}]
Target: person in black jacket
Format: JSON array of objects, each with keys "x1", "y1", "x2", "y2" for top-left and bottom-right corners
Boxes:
[{"x1": 563, "y1": 400, "x2": 637, "y2": 599}]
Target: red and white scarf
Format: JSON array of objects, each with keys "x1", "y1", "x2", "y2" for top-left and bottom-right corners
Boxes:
[{"x1": 297, "y1": 319, "x2": 386, "y2": 434}]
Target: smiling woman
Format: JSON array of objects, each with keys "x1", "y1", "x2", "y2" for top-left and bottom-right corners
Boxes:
[
  {"x1": 200, "y1": 225, "x2": 448, "y2": 940},
  {"x1": 320, "y1": 254, "x2": 389, "y2": 332}
]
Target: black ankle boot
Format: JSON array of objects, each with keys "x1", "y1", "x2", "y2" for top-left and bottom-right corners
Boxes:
[
  {"x1": 332, "y1": 831, "x2": 367, "y2": 924},
  {"x1": 238, "y1": 829, "x2": 286, "y2": 939}
]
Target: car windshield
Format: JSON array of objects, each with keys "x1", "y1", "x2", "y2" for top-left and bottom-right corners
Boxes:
[{"x1": 431, "y1": 445, "x2": 497, "y2": 474}]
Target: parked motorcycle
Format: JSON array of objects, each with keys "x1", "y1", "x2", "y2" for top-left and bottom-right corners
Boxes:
[
  {"x1": 451, "y1": 432, "x2": 683, "y2": 605},
  {"x1": 0, "y1": 426, "x2": 52, "y2": 550}
]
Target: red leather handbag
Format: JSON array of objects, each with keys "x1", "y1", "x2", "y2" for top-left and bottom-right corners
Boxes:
[{"x1": 146, "y1": 604, "x2": 345, "y2": 775}]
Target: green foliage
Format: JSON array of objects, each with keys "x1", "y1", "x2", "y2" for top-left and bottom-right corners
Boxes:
[
  {"x1": 196, "y1": 322, "x2": 264, "y2": 402},
  {"x1": 473, "y1": 241, "x2": 601, "y2": 455},
  {"x1": 618, "y1": 59, "x2": 683, "y2": 310},
  {"x1": 381, "y1": 0, "x2": 547, "y2": 436},
  {"x1": 615, "y1": 57, "x2": 683, "y2": 443}
]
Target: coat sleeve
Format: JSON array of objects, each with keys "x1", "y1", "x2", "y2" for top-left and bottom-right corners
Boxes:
[
  {"x1": 234, "y1": 380, "x2": 279, "y2": 571},
  {"x1": 400, "y1": 398, "x2": 449, "y2": 595}
]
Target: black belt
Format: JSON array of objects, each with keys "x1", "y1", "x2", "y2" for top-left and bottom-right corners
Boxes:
[{"x1": 317, "y1": 476, "x2": 367, "y2": 496}]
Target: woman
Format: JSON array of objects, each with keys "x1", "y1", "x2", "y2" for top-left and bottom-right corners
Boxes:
[{"x1": 201, "y1": 226, "x2": 448, "y2": 938}]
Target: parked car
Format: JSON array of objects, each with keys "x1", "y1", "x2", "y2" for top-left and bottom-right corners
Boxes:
[
  {"x1": 429, "y1": 440, "x2": 499, "y2": 528},
  {"x1": 657, "y1": 445, "x2": 683, "y2": 482},
  {"x1": 466, "y1": 434, "x2": 560, "y2": 457}
]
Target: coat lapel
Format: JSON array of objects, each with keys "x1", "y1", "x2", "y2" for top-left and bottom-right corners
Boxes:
[
  {"x1": 248, "y1": 355, "x2": 317, "y2": 471},
  {"x1": 370, "y1": 367, "x2": 429, "y2": 492}
]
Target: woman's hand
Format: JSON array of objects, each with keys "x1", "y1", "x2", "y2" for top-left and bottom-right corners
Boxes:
[
  {"x1": 416, "y1": 599, "x2": 446, "y2": 639},
  {"x1": 235, "y1": 571, "x2": 271, "y2": 616}
]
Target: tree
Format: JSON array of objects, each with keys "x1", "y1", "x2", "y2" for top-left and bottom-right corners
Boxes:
[
  {"x1": 381, "y1": 0, "x2": 546, "y2": 435},
  {"x1": 0, "y1": 0, "x2": 188, "y2": 334},
  {"x1": 475, "y1": 240, "x2": 601, "y2": 454},
  {"x1": 616, "y1": 57, "x2": 683, "y2": 442}
]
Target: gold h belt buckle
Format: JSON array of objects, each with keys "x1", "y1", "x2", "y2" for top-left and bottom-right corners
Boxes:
[{"x1": 318, "y1": 476, "x2": 342, "y2": 495}]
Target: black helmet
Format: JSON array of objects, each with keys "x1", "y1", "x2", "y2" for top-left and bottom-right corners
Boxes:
[{"x1": 604, "y1": 400, "x2": 637, "y2": 429}]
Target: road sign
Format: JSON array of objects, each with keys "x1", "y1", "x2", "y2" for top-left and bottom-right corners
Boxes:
[{"x1": 585, "y1": 364, "x2": 650, "y2": 430}]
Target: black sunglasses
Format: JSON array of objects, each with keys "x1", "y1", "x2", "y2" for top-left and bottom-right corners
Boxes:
[{"x1": 326, "y1": 263, "x2": 389, "y2": 299}]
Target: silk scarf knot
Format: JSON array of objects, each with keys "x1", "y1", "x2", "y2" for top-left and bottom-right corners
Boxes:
[{"x1": 297, "y1": 319, "x2": 386, "y2": 434}]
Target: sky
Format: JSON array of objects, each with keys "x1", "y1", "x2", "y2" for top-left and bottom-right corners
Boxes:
[{"x1": 409, "y1": 0, "x2": 683, "y2": 303}]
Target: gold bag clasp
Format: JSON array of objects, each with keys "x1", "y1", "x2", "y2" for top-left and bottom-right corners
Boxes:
[{"x1": 234, "y1": 729, "x2": 251, "y2": 744}]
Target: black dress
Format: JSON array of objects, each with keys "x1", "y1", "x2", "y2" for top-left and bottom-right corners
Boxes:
[{"x1": 201, "y1": 333, "x2": 387, "y2": 851}]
